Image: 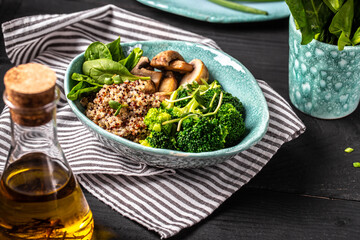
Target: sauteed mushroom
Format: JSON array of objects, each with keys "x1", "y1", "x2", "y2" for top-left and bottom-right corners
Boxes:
[
  {"x1": 159, "y1": 71, "x2": 178, "y2": 93},
  {"x1": 150, "y1": 50, "x2": 193, "y2": 74},
  {"x1": 179, "y1": 59, "x2": 209, "y2": 86},
  {"x1": 131, "y1": 57, "x2": 162, "y2": 91}
]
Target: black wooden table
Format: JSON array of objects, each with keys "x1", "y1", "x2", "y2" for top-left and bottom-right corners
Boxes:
[{"x1": 1, "y1": 0, "x2": 359, "y2": 239}]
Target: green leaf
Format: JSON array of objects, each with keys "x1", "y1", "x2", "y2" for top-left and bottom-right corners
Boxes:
[
  {"x1": 71, "y1": 73, "x2": 103, "y2": 86},
  {"x1": 329, "y1": 0, "x2": 354, "y2": 50},
  {"x1": 353, "y1": 162, "x2": 360, "y2": 168},
  {"x1": 345, "y1": 147, "x2": 354, "y2": 153},
  {"x1": 119, "y1": 48, "x2": 143, "y2": 71},
  {"x1": 84, "y1": 42, "x2": 112, "y2": 61},
  {"x1": 286, "y1": 0, "x2": 332, "y2": 45},
  {"x1": 323, "y1": 0, "x2": 345, "y2": 13},
  {"x1": 106, "y1": 37, "x2": 125, "y2": 62},
  {"x1": 352, "y1": 27, "x2": 360, "y2": 45},
  {"x1": 108, "y1": 100, "x2": 127, "y2": 116},
  {"x1": 82, "y1": 58, "x2": 150, "y2": 84},
  {"x1": 67, "y1": 81, "x2": 101, "y2": 100},
  {"x1": 108, "y1": 100, "x2": 121, "y2": 110}
]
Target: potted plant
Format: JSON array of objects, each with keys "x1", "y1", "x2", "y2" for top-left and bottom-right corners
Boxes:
[{"x1": 286, "y1": 0, "x2": 360, "y2": 119}]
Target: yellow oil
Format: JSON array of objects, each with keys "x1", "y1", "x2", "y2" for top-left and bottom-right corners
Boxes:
[{"x1": 0, "y1": 152, "x2": 94, "y2": 240}]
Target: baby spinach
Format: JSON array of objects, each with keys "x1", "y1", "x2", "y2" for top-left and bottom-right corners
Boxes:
[
  {"x1": 68, "y1": 36, "x2": 150, "y2": 102},
  {"x1": 106, "y1": 37, "x2": 125, "y2": 62},
  {"x1": 329, "y1": 0, "x2": 354, "y2": 50},
  {"x1": 108, "y1": 100, "x2": 128, "y2": 116},
  {"x1": 119, "y1": 48, "x2": 143, "y2": 71},
  {"x1": 285, "y1": 0, "x2": 360, "y2": 50},
  {"x1": 84, "y1": 42, "x2": 112, "y2": 61},
  {"x1": 67, "y1": 81, "x2": 102, "y2": 100},
  {"x1": 71, "y1": 73, "x2": 104, "y2": 86},
  {"x1": 83, "y1": 58, "x2": 150, "y2": 84}
]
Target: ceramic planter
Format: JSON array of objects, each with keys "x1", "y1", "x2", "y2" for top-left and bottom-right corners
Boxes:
[{"x1": 288, "y1": 16, "x2": 360, "y2": 119}]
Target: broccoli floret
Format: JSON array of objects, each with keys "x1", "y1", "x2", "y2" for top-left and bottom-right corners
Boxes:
[
  {"x1": 176, "y1": 117, "x2": 225, "y2": 153},
  {"x1": 216, "y1": 103, "x2": 246, "y2": 148},
  {"x1": 168, "y1": 98, "x2": 202, "y2": 119},
  {"x1": 203, "y1": 88, "x2": 245, "y2": 115},
  {"x1": 140, "y1": 131, "x2": 176, "y2": 150},
  {"x1": 174, "y1": 87, "x2": 191, "y2": 108},
  {"x1": 143, "y1": 108, "x2": 172, "y2": 134}
]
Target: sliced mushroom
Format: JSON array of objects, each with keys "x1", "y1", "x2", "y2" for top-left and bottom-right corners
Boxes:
[
  {"x1": 159, "y1": 71, "x2": 178, "y2": 93},
  {"x1": 150, "y1": 50, "x2": 193, "y2": 73},
  {"x1": 154, "y1": 92, "x2": 171, "y2": 102},
  {"x1": 179, "y1": 59, "x2": 209, "y2": 86},
  {"x1": 142, "y1": 79, "x2": 156, "y2": 94},
  {"x1": 131, "y1": 57, "x2": 163, "y2": 91}
]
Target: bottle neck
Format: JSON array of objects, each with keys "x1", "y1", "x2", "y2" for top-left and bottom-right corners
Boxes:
[
  {"x1": 3, "y1": 88, "x2": 65, "y2": 165},
  {"x1": 9, "y1": 107, "x2": 60, "y2": 161}
]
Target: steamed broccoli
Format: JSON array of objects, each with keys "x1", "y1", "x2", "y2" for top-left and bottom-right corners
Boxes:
[
  {"x1": 166, "y1": 97, "x2": 202, "y2": 119},
  {"x1": 216, "y1": 103, "x2": 246, "y2": 148},
  {"x1": 143, "y1": 108, "x2": 172, "y2": 134},
  {"x1": 203, "y1": 88, "x2": 245, "y2": 115},
  {"x1": 174, "y1": 87, "x2": 191, "y2": 108},
  {"x1": 142, "y1": 79, "x2": 246, "y2": 152},
  {"x1": 175, "y1": 117, "x2": 225, "y2": 153},
  {"x1": 140, "y1": 131, "x2": 176, "y2": 150}
]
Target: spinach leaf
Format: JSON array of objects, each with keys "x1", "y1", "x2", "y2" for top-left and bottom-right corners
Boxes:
[
  {"x1": 352, "y1": 27, "x2": 360, "y2": 45},
  {"x1": 84, "y1": 42, "x2": 112, "y2": 61},
  {"x1": 82, "y1": 58, "x2": 150, "y2": 84},
  {"x1": 71, "y1": 73, "x2": 103, "y2": 86},
  {"x1": 67, "y1": 81, "x2": 102, "y2": 101},
  {"x1": 286, "y1": 0, "x2": 331, "y2": 45},
  {"x1": 106, "y1": 37, "x2": 125, "y2": 62},
  {"x1": 108, "y1": 100, "x2": 128, "y2": 116},
  {"x1": 329, "y1": 0, "x2": 354, "y2": 50},
  {"x1": 119, "y1": 48, "x2": 143, "y2": 71},
  {"x1": 323, "y1": 0, "x2": 345, "y2": 13}
]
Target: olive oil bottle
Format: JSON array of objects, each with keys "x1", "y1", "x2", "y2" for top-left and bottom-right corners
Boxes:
[{"x1": 0, "y1": 63, "x2": 94, "y2": 239}]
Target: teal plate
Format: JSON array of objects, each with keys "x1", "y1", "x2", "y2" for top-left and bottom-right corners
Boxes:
[
  {"x1": 136, "y1": 0, "x2": 289, "y2": 23},
  {"x1": 65, "y1": 41, "x2": 269, "y2": 168}
]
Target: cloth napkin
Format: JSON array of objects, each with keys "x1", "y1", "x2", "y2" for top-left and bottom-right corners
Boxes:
[{"x1": 1, "y1": 5, "x2": 306, "y2": 239}]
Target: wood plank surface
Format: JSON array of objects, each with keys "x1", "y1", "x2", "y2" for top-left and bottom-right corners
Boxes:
[{"x1": 0, "y1": 0, "x2": 360, "y2": 239}]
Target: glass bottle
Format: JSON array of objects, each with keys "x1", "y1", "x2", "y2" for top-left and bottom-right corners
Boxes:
[{"x1": 0, "y1": 63, "x2": 94, "y2": 240}]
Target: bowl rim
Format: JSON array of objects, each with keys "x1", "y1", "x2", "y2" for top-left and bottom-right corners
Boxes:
[{"x1": 64, "y1": 40, "x2": 269, "y2": 159}]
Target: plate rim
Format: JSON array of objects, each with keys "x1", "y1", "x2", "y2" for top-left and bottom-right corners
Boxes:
[{"x1": 136, "y1": 0, "x2": 290, "y2": 23}]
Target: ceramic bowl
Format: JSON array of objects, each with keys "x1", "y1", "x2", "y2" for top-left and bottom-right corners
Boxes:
[
  {"x1": 65, "y1": 40, "x2": 269, "y2": 168},
  {"x1": 289, "y1": 16, "x2": 360, "y2": 119}
]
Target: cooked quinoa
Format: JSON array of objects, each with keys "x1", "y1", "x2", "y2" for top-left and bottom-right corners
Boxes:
[{"x1": 85, "y1": 80, "x2": 161, "y2": 142}]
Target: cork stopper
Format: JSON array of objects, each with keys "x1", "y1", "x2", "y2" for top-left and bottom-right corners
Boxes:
[{"x1": 4, "y1": 63, "x2": 57, "y2": 126}]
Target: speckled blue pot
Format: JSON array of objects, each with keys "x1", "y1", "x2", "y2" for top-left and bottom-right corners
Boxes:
[{"x1": 289, "y1": 16, "x2": 360, "y2": 119}]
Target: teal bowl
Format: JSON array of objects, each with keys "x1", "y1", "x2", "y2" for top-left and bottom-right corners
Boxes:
[{"x1": 65, "y1": 41, "x2": 269, "y2": 168}]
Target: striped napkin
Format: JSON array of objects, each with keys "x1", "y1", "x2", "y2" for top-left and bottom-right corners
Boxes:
[{"x1": 1, "y1": 5, "x2": 305, "y2": 238}]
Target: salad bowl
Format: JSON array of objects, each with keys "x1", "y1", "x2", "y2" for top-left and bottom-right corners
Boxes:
[{"x1": 65, "y1": 40, "x2": 269, "y2": 168}]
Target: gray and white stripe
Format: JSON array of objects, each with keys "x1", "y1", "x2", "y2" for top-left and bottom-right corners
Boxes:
[{"x1": 1, "y1": 5, "x2": 305, "y2": 238}]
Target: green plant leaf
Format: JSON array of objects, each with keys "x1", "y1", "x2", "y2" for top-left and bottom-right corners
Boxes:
[
  {"x1": 67, "y1": 81, "x2": 101, "y2": 100},
  {"x1": 323, "y1": 0, "x2": 345, "y2": 13},
  {"x1": 329, "y1": 0, "x2": 354, "y2": 50},
  {"x1": 106, "y1": 37, "x2": 125, "y2": 62},
  {"x1": 84, "y1": 42, "x2": 112, "y2": 61},
  {"x1": 119, "y1": 48, "x2": 143, "y2": 71},
  {"x1": 286, "y1": 0, "x2": 332, "y2": 45},
  {"x1": 82, "y1": 59, "x2": 150, "y2": 84},
  {"x1": 71, "y1": 73, "x2": 103, "y2": 86},
  {"x1": 352, "y1": 27, "x2": 360, "y2": 45},
  {"x1": 108, "y1": 100, "x2": 121, "y2": 110}
]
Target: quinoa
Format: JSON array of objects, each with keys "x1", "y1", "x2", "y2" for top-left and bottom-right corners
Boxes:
[{"x1": 85, "y1": 80, "x2": 161, "y2": 142}]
